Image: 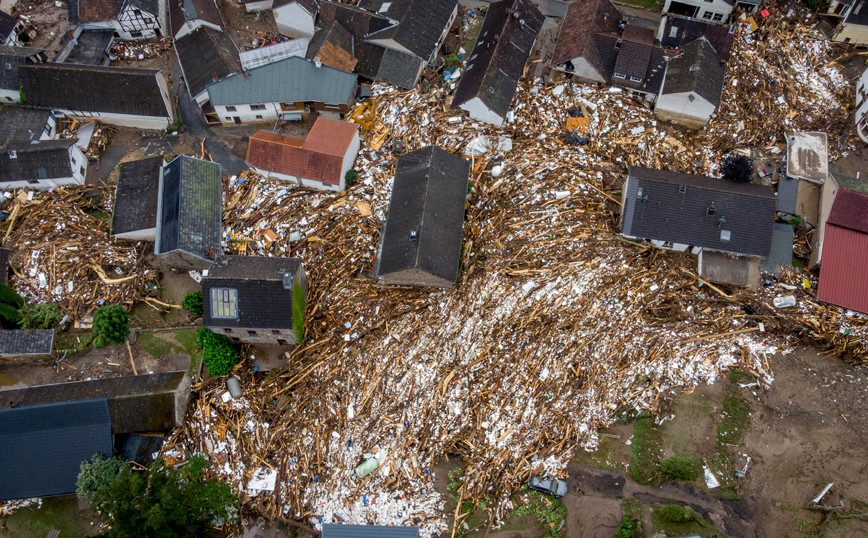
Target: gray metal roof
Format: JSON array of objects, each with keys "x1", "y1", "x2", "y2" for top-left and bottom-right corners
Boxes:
[
  {"x1": 322, "y1": 524, "x2": 420, "y2": 538},
  {"x1": 206, "y1": 56, "x2": 356, "y2": 107},
  {"x1": 761, "y1": 222, "x2": 794, "y2": 275}
]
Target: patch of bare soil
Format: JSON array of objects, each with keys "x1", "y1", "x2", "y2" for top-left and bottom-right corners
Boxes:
[
  {"x1": 217, "y1": 0, "x2": 278, "y2": 50},
  {"x1": 14, "y1": 0, "x2": 68, "y2": 57}
]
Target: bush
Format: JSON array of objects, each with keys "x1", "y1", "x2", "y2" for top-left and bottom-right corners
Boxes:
[
  {"x1": 19, "y1": 302, "x2": 62, "y2": 329},
  {"x1": 345, "y1": 169, "x2": 358, "y2": 187},
  {"x1": 614, "y1": 516, "x2": 641, "y2": 538},
  {"x1": 196, "y1": 327, "x2": 237, "y2": 377},
  {"x1": 807, "y1": 0, "x2": 830, "y2": 11},
  {"x1": 182, "y1": 290, "x2": 203, "y2": 317},
  {"x1": 658, "y1": 504, "x2": 695, "y2": 523},
  {"x1": 77, "y1": 454, "x2": 126, "y2": 503},
  {"x1": 84, "y1": 454, "x2": 239, "y2": 538},
  {"x1": 658, "y1": 455, "x2": 702, "y2": 481},
  {"x1": 0, "y1": 302, "x2": 19, "y2": 326},
  {"x1": 292, "y1": 279, "x2": 305, "y2": 343},
  {"x1": 92, "y1": 304, "x2": 130, "y2": 345},
  {"x1": 720, "y1": 154, "x2": 753, "y2": 183},
  {"x1": 0, "y1": 282, "x2": 23, "y2": 308}
]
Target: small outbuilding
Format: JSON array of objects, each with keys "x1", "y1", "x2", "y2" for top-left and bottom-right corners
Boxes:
[{"x1": 374, "y1": 146, "x2": 470, "y2": 288}]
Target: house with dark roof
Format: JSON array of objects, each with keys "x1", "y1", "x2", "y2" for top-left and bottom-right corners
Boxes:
[
  {"x1": 56, "y1": 28, "x2": 115, "y2": 65},
  {"x1": 69, "y1": 0, "x2": 166, "y2": 41},
  {"x1": 20, "y1": 63, "x2": 176, "y2": 130},
  {"x1": 306, "y1": 21, "x2": 357, "y2": 72},
  {"x1": 174, "y1": 26, "x2": 241, "y2": 106},
  {"x1": 169, "y1": 0, "x2": 224, "y2": 39},
  {"x1": 0, "y1": 11, "x2": 23, "y2": 47},
  {"x1": 205, "y1": 56, "x2": 357, "y2": 126},
  {"x1": 361, "y1": 0, "x2": 458, "y2": 65},
  {"x1": 654, "y1": 38, "x2": 725, "y2": 129},
  {"x1": 374, "y1": 146, "x2": 470, "y2": 288},
  {"x1": 450, "y1": 0, "x2": 544, "y2": 126},
  {"x1": 271, "y1": 0, "x2": 318, "y2": 38},
  {"x1": 112, "y1": 156, "x2": 164, "y2": 241},
  {"x1": 0, "y1": 45, "x2": 46, "y2": 103},
  {"x1": 0, "y1": 329, "x2": 55, "y2": 361},
  {"x1": 155, "y1": 155, "x2": 222, "y2": 270},
  {"x1": 0, "y1": 247, "x2": 10, "y2": 285},
  {"x1": 0, "y1": 138, "x2": 88, "y2": 189},
  {"x1": 0, "y1": 371, "x2": 193, "y2": 433},
  {"x1": 246, "y1": 117, "x2": 360, "y2": 191},
  {"x1": 817, "y1": 188, "x2": 868, "y2": 313},
  {"x1": 662, "y1": 0, "x2": 733, "y2": 23},
  {"x1": 656, "y1": 15, "x2": 735, "y2": 62},
  {"x1": 551, "y1": 1, "x2": 669, "y2": 100},
  {"x1": 0, "y1": 399, "x2": 113, "y2": 500},
  {"x1": 322, "y1": 524, "x2": 419, "y2": 538},
  {"x1": 621, "y1": 166, "x2": 776, "y2": 287},
  {"x1": 0, "y1": 106, "x2": 56, "y2": 142},
  {"x1": 202, "y1": 255, "x2": 308, "y2": 346}
]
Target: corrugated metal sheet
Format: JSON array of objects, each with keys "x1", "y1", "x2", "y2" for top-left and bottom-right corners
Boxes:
[
  {"x1": 240, "y1": 37, "x2": 309, "y2": 70},
  {"x1": 206, "y1": 56, "x2": 356, "y2": 106},
  {"x1": 817, "y1": 223, "x2": 868, "y2": 314},
  {"x1": 322, "y1": 523, "x2": 419, "y2": 538}
]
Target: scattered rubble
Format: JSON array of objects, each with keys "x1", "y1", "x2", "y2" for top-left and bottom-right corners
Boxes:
[{"x1": 109, "y1": 37, "x2": 174, "y2": 63}]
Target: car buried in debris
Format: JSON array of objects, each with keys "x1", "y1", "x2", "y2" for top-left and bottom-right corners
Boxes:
[{"x1": 528, "y1": 475, "x2": 568, "y2": 497}]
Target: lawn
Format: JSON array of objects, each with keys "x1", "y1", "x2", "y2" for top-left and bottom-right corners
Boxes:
[
  {"x1": 134, "y1": 329, "x2": 202, "y2": 376},
  {"x1": 2, "y1": 497, "x2": 100, "y2": 537}
]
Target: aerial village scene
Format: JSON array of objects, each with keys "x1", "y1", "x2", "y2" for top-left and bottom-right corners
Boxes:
[{"x1": 1, "y1": 0, "x2": 868, "y2": 535}]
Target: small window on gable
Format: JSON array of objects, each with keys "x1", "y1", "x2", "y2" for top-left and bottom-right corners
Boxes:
[
  {"x1": 613, "y1": 72, "x2": 627, "y2": 80},
  {"x1": 678, "y1": 185, "x2": 686, "y2": 194},
  {"x1": 248, "y1": 330, "x2": 257, "y2": 336},
  {"x1": 629, "y1": 76, "x2": 643, "y2": 83},
  {"x1": 225, "y1": 105, "x2": 237, "y2": 112},
  {"x1": 637, "y1": 187, "x2": 643, "y2": 198},
  {"x1": 688, "y1": 94, "x2": 695, "y2": 102},
  {"x1": 720, "y1": 230, "x2": 731, "y2": 241}
]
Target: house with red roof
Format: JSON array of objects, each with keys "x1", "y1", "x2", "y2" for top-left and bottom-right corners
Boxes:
[
  {"x1": 817, "y1": 187, "x2": 868, "y2": 314},
  {"x1": 246, "y1": 117, "x2": 360, "y2": 192}
]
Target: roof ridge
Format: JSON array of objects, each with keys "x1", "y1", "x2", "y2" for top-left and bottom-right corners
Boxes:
[{"x1": 411, "y1": 146, "x2": 437, "y2": 269}]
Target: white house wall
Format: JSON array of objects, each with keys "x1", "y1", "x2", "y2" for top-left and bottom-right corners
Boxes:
[
  {"x1": 214, "y1": 102, "x2": 282, "y2": 124},
  {"x1": 561, "y1": 56, "x2": 606, "y2": 84},
  {"x1": 273, "y1": 4, "x2": 315, "y2": 38},
  {"x1": 459, "y1": 96, "x2": 505, "y2": 126},
  {"x1": 114, "y1": 227, "x2": 156, "y2": 241},
  {"x1": 654, "y1": 92, "x2": 716, "y2": 129},
  {"x1": 0, "y1": 145, "x2": 86, "y2": 190},
  {"x1": 855, "y1": 66, "x2": 868, "y2": 142},
  {"x1": 245, "y1": 0, "x2": 273, "y2": 12},
  {"x1": 338, "y1": 133, "x2": 360, "y2": 191},
  {"x1": 251, "y1": 165, "x2": 343, "y2": 192},
  {"x1": 55, "y1": 109, "x2": 171, "y2": 130},
  {"x1": 663, "y1": 0, "x2": 732, "y2": 21},
  {"x1": 0, "y1": 88, "x2": 19, "y2": 103},
  {"x1": 174, "y1": 20, "x2": 221, "y2": 40}
]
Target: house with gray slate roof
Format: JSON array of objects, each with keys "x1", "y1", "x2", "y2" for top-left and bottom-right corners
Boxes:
[
  {"x1": 654, "y1": 37, "x2": 726, "y2": 129},
  {"x1": 0, "y1": 11, "x2": 23, "y2": 47},
  {"x1": 112, "y1": 155, "x2": 164, "y2": 241},
  {"x1": 203, "y1": 256, "x2": 308, "y2": 346},
  {"x1": 205, "y1": 55, "x2": 357, "y2": 125},
  {"x1": 174, "y1": 25, "x2": 241, "y2": 110},
  {"x1": 450, "y1": 0, "x2": 544, "y2": 126},
  {"x1": 0, "y1": 329, "x2": 55, "y2": 361},
  {"x1": 0, "y1": 45, "x2": 46, "y2": 103},
  {"x1": 621, "y1": 166, "x2": 776, "y2": 287},
  {"x1": 374, "y1": 146, "x2": 470, "y2": 288},
  {"x1": 155, "y1": 155, "x2": 222, "y2": 270}
]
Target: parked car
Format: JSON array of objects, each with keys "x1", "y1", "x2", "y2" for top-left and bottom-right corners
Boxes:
[{"x1": 528, "y1": 475, "x2": 567, "y2": 497}]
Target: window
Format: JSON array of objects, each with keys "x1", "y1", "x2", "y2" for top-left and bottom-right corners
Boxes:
[
  {"x1": 255, "y1": 115, "x2": 263, "y2": 119},
  {"x1": 271, "y1": 330, "x2": 281, "y2": 335},
  {"x1": 247, "y1": 330, "x2": 257, "y2": 336},
  {"x1": 707, "y1": 206, "x2": 716, "y2": 216},
  {"x1": 230, "y1": 336, "x2": 240, "y2": 342},
  {"x1": 250, "y1": 104, "x2": 266, "y2": 110},
  {"x1": 80, "y1": 166, "x2": 85, "y2": 176},
  {"x1": 701, "y1": 10, "x2": 715, "y2": 19},
  {"x1": 720, "y1": 230, "x2": 731, "y2": 241},
  {"x1": 712, "y1": 12, "x2": 724, "y2": 21},
  {"x1": 133, "y1": 8, "x2": 141, "y2": 15},
  {"x1": 678, "y1": 185, "x2": 686, "y2": 194},
  {"x1": 629, "y1": 76, "x2": 643, "y2": 83},
  {"x1": 688, "y1": 94, "x2": 695, "y2": 102},
  {"x1": 225, "y1": 105, "x2": 237, "y2": 112},
  {"x1": 27, "y1": 179, "x2": 39, "y2": 184},
  {"x1": 613, "y1": 72, "x2": 627, "y2": 80},
  {"x1": 210, "y1": 288, "x2": 237, "y2": 318},
  {"x1": 145, "y1": 17, "x2": 152, "y2": 24},
  {"x1": 130, "y1": 31, "x2": 142, "y2": 37}
]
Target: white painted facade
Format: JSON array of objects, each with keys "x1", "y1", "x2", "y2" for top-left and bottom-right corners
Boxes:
[
  {"x1": 0, "y1": 88, "x2": 19, "y2": 103},
  {"x1": 654, "y1": 92, "x2": 717, "y2": 129},
  {"x1": 0, "y1": 144, "x2": 88, "y2": 190},
  {"x1": 458, "y1": 96, "x2": 505, "y2": 126},
  {"x1": 553, "y1": 55, "x2": 606, "y2": 84},
  {"x1": 245, "y1": 0, "x2": 272, "y2": 11},
  {"x1": 662, "y1": 0, "x2": 732, "y2": 22},
  {"x1": 2, "y1": 22, "x2": 22, "y2": 47},
  {"x1": 54, "y1": 109, "x2": 172, "y2": 130},
  {"x1": 214, "y1": 102, "x2": 282, "y2": 124},
  {"x1": 855, "y1": 65, "x2": 868, "y2": 143},
  {"x1": 272, "y1": 3, "x2": 316, "y2": 38},
  {"x1": 174, "y1": 19, "x2": 221, "y2": 40},
  {"x1": 115, "y1": 227, "x2": 156, "y2": 241}
]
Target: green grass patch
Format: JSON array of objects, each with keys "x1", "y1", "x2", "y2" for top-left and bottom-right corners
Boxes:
[
  {"x1": 53, "y1": 330, "x2": 104, "y2": 356},
  {"x1": 712, "y1": 384, "x2": 752, "y2": 492},
  {"x1": 574, "y1": 435, "x2": 623, "y2": 470},
  {"x1": 510, "y1": 487, "x2": 567, "y2": 538},
  {"x1": 658, "y1": 455, "x2": 702, "y2": 482},
  {"x1": 630, "y1": 412, "x2": 663, "y2": 485},
  {"x1": 616, "y1": 499, "x2": 645, "y2": 538},
  {"x1": 135, "y1": 329, "x2": 202, "y2": 376},
  {"x1": 2, "y1": 496, "x2": 98, "y2": 537},
  {"x1": 613, "y1": 0, "x2": 661, "y2": 11},
  {"x1": 651, "y1": 504, "x2": 719, "y2": 537}
]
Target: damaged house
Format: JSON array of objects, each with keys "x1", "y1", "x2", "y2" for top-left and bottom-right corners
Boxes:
[
  {"x1": 654, "y1": 37, "x2": 726, "y2": 129},
  {"x1": 174, "y1": 25, "x2": 241, "y2": 108},
  {"x1": 0, "y1": 11, "x2": 24, "y2": 47},
  {"x1": 661, "y1": 0, "x2": 733, "y2": 23},
  {"x1": 246, "y1": 117, "x2": 360, "y2": 191},
  {"x1": 205, "y1": 56, "x2": 357, "y2": 125},
  {"x1": 272, "y1": 0, "x2": 318, "y2": 38},
  {"x1": 155, "y1": 155, "x2": 223, "y2": 270},
  {"x1": 0, "y1": 45, "x2": 46, "y2": 103},
  {"x1": 551, "y1": 0, "x2": 669, "y2": 101},
  {"x1": 169, "y1": 0, "x2": 224, "y2": 39},
  {"x1": 112, "y1": 155, "x2": 164, "y2": 241},
  {"x1": 202, "y1": 256, "x2": 308, "y2": 346},
  {"x1": 68, "y1": 0, "x2": 167, "y2": 41},
  {"x1": 20, "y1": 63, "x2": 176, "y2": 130},
  {"x1": 450, "y1": 0, "x2": 544, "y2": 126},
  {"x1": 374, "y1": 146, "x2": 470, "y2": 288},
  {"x1": 620, "y1": 166, "x2": 776, "y2": 288}
]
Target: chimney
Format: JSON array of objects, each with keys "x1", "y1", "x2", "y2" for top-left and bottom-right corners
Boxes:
[
  {"x1": 313, "y1": 57, "x2": 322, "y2": 68},
  {"x1": 212, "y1": 73, "x2": 218, "y2": 81}
]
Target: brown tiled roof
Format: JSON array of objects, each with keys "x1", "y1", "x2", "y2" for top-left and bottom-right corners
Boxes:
[
  {"x1": 246, "y1": 118, "x2": 358, "y2": 185},
  {"x1": 318, "y1": 41, "x2": 357, "y2": 71},
  {"x1": 308, "y1": 22, "x2": 357, "y2": 71},
  {"x1": 551, "y1": 0, "x2": 621, "y2": 66},
  {"x1": 78, "y1": 0, "x2": 124, "y2": 22}
]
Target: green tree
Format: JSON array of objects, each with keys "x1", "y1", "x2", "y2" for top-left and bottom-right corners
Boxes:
[
  {"x1": 92, "y1": 305, "x2": 130, "y2": 345},
  {"x1": 84, "y1": 455, "x2": 239, "y2": 538},
  {"x1": 345, "y1": 169, "x2": 358, "y2": 187},
  {"x1": 292, "y1": 279, "x2": 305, "y2": 343},
  {"x1": 182, "y1": 290, "x2": 204, "y2": 317},
  {"x1": 196, "y1": 327, "x2": 237, "y2": 376},
  {"x1": 658, "y1": 504, "x2": 695, "y2": 523},
  {"x1": 76, "y1": 454, "x2": 126, "y2": 503},
  {"x1": 19, "y1": 302, "x2": 62, "y2": 329},
  {"x1": 0, "y1": 282, "x2": 23, "y2": 308}
]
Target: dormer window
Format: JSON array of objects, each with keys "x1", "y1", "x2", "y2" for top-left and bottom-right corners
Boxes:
[
  {"x1": 629, "y1": 76, "x2": 643, "y2": 83},
  {"x1": 613, "y1": 72, "x2": 627, "y2": 80}
]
